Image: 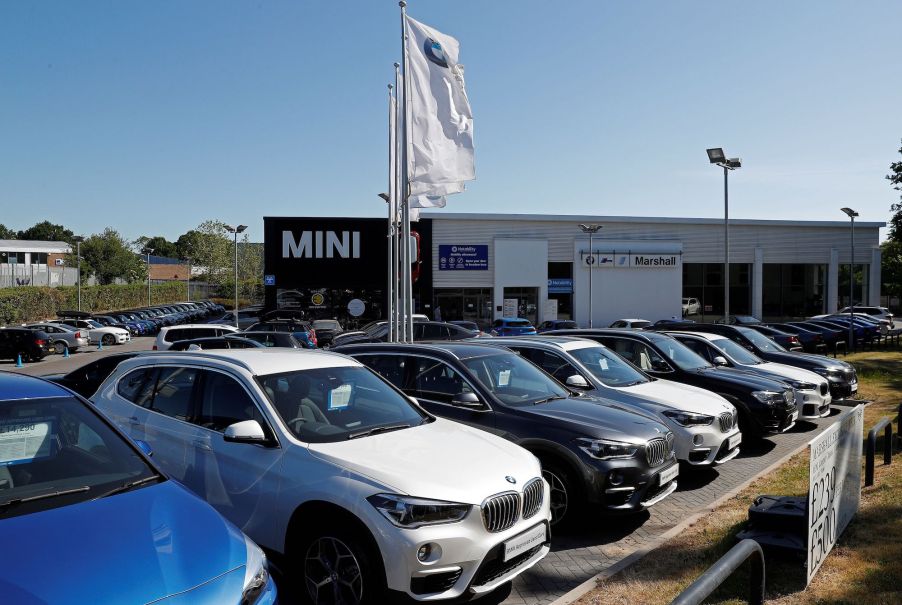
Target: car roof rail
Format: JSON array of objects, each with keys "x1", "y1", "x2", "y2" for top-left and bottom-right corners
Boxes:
[{"x1": 136, "y1": 350, "x2": 257, "y2": 373}]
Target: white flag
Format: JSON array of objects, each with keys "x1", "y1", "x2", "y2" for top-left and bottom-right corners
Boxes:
[
  {"x1": 409, "y1": 194, "x2": 447, "y2": 208},
  {"x1": 405, "y1": 15, "x2": 474, "y2": 197}
]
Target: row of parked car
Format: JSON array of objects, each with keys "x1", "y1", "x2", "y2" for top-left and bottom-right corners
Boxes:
[{"x1": 1, "y1": 304, "x2": 862, "y2": 602}]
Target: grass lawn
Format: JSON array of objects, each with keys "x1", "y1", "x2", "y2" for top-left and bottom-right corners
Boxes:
[{"x1": 574, "y1": 350, "x2": 901, "y2": 605}]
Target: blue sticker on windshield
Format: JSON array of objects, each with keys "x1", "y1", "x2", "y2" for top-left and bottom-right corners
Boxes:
[{"x1": 0, "y1": 419, "x2": 55, "y2": 466}]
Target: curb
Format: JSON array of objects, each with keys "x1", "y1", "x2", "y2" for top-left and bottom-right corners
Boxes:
[{"x1": 547, "y1": 412, "x2": 860, "y2": 605}]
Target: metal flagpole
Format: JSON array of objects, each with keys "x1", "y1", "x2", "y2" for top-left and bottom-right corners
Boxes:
[
  {"x1": 387, "y1": 82, "x2": 396, "y2": 343},
  {"x1": 400, "y1": 1, "x2": 414, "y2": 342},
  {"x1": 393, "y1": 62, "x2": 402, "y2": 343}
]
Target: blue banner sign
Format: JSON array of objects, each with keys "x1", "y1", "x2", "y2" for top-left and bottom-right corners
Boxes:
[
  {"x1": 548, "y1": 278, "x2": 573, "y2": 294},
  {"x1": 439, "y1": 245, "x2": 488, "y2": 270}
]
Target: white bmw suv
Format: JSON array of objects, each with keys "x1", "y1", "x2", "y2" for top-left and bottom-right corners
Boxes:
[{"x1": 92, "y1": 349, "x2": 551, "y2": 603}]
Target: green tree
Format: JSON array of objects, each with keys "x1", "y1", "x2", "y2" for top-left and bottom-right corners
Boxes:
[
  {"x1": 74, "y1": 228, "x2": 146, "y2": 285},
  {"x1": 179, "y1": 220, "x2": 233, "y2": 286},
  {"x1": 135, "y1": 235, "x2": 179, "y2": 259},
  {"x1": 17, "y1": 221, "x2": 76, "y2": 244},
  {"x1": 0, "y1": 224, "x2": 15, "y2": 239},
  {"x1": 881, "y1": 240, "x2": 902, "y2": 301},
  {"x1": 888, "y1": 139, "x2": 902, "y2": 242}
]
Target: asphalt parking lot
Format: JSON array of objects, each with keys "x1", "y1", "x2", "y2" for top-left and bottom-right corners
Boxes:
[{"x1": 2, "y1": 341, "x2": 852, "y2": 605}]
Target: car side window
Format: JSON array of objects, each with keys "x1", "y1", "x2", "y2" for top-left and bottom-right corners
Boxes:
[
  {"x1": 409, "y1": 356, "x2": 472, "y2": 404},
  {"x1": 633, "y1": 343, "x2": 669, "y2": 372},
  {"x1": 679, "y1": 339, "x2": 714, "y2": 362},
  {"x1": 195, "y1": 371, "x2": 263, "y2": 432},
  {"x1": 611, "y1": 321, "x2": 625, "y2": 328},
  {"x1": 518, "y1": 348, "x2": 576, "y2": 382},
  {"x1": 359, "y1": 355, "x2": 407, "y2": 389},
  {"x1": 420, "y1": 324, "x2": 445, "y2": 339},
  {"x1": 603, "y1": 338, "x2": 640, "y2": 365},
  {"x1": 117, "y1": 368, "x2": 157, "y2": 406},
  {"x1": 148, "y1": 367, "x2": 198, "y2": 421}
]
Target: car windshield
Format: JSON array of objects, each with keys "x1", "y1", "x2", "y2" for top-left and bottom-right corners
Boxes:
[
  {"x1": 713, "y1": 337, "x2": 763, "y2": 365},
  {"x1": 647, "y1": 334, "x2": 711, "y2": 371},
  {"x1": 0, "y1": 395, "x2": 159, "y2": 519},
  {"x1": 460, "y1": 352, "x2": 570, "y2": 407},
  {"x1": 86, "y1": 320, "x2": 104, "y2": 328},
  {"x1": 568, "y1": 344, "x2": 649, "y2": 386},
  {"x1": 736, "y1": 326, "x2": 787, "y2": 352},
  {"x1": 258, "y1": 365, "x2": 429, "y2": 443},
  {"x1": 313, "y1": 320, "x2": 341, "y2": 330}
]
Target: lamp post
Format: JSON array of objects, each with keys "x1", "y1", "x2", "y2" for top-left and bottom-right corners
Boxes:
[
  {"x1": 841, "y1": 207, "x2": 859, "y2": 351},
  {"x1": 225, "y1": 224, "x2": 248, "y2": 328},
  {"x1": 578, "y1": 224, "x2": 602, "y2": 328},
  {"x1": 143, "y1": 247, "x2": 154, "y2": 306},
  {"x1": 707, "y1": 148, "x2": 742, "y2": 322},
  {"x1": 73, "y1": 236, "x2": 84, "y2": 311},
  {"x1": 185, "y1": 256, "x2": 192, "y2": 302}
]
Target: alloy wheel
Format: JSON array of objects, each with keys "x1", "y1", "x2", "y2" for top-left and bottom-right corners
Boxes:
[
  {"x1": 54, "y1": 342, "x2": 67, "y2": 355},
  {"x1": 102, "y1": 334, "x2": 115, "y2": 346},
  {"x1": 543, "y1": 469, "x2": 569, "y2": 525},
  {"x1": 304, "y1": 536, "x2": 364, "y2": 605}
]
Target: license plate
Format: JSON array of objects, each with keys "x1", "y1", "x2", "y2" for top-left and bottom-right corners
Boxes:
[
  {"x1": 503, "y1": 524, "x2": 546, "y2": 562},
  {"x1": 658, "y1": 463, "x2": 679, "y2": 486},
  {"x1": 851, "y1": 381, "x2": 858, "y2": 394},
  {"x1": 728, "y1": 432, "x2": 742, "y2": 450}
]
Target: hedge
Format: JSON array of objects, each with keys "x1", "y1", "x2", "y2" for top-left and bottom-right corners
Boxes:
[{"x1": 0, "y1": 283, "x2": 193, "y2": 326}]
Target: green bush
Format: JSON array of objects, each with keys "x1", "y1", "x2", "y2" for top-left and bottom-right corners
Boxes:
[{"x1": 0, "y1": 283, "x2": 193, "y2": 325}]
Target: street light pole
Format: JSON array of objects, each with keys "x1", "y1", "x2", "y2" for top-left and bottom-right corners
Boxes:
[
  {"x1": 578, "y1": 224, "x2": 602, "y2": 328},
  {"x1": 74, "y1": 237, "x2": 83, "y2": 312},
  {"x1": 225, "y1": 225, "x2": 248, "y2": 329},
  {"x1": 144, "y1": 248, "x2": 154, "y2": 306},
  {"x1": 707, "y1": 149, "x2": 741, "y2": 322},
  {"x1": 841, "y1": 207, "x2": 859, "y2": 351}
]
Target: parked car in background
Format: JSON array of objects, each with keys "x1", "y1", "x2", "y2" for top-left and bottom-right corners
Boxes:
[
  {"x1": 537, "y1": 319, "x2": 578, "y2": 332},
  {"x1": 485, "y1": 336, "x2": 742, "y2": 466},
  {"x1": 666, "y1": 331, "x2": 832, "y2": 419},
  {"x1": 807, "y1": 318, "x2": 870, "y2": 346},
  {"x1": 92, "y1": 314, "x2": 139, "y2": 335},
  {"x1": 839, "y1": 305, "x2": 894, "y2": 327},
  {"x1": 0, "y1": 328, "x2": 52, "y2": 362},
  {"x1": 545, "y1": 329, "x2": 799, "y2": 437},
  {"x1": 50, "y1": 317, "x2": 131, "y2": 346},
  {"x1": 0, "y1": 372, "x2": 276, "y2": 605},
  {"x1": 657, "y1": 324, "x2": 859, "y2": 400},
  {"x1": 681, "y1": 298, "x2": 700, "y2": 316},
  {"x1": 246, "y1": 310, "x2": 317, "y2": 348},
  {"x1": 715, "y1": 315, "x2": 762, "y2": 325},
  {"x1": 168, "y1": 336, "x2": 266, "y2": 351},
  {"x1": 213, "y1": 309, "x2": 262, "y2": 330},
  {"x1": 92, "y1": 349, "x2": 551, "y2": 602},
  {"x1": 153, "y1": 324, "x2": 240, "y2": 351},
  {"x1": 44, "y1": 352, "x2": 140, "y2": 398},
  {"x1": 310, "y1": 319, "x2": 344, "y2": 347},
  {"x1": 784, "y1": 321, "x2": 845, "y2": 350},
  {"x1": 24, "y1": 323, "x2": 88, "y2": 355},
  {"x1": 240, "y1": 331, "x2": 305, "y2": 348},
  {"x1": 490, "y1": 318, "x2": 537, "y2": 336},
  {"x1": 766, "y1": 323, "x2": 826, "y2": 353},
  {"x1": 609, "y1": 318, "x2": 652, "y2": 329},
  {"x1": 339, "y1": 342, "x2": 680, "y2": 524},
  {"x1": 331, "y1": 320, "x2": 475, "y2": 346},
  {"x1": 745, "y1": 324, "x2": 804, "y2": 351}
]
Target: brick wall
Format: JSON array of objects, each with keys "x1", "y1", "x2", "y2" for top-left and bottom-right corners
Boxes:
[{"x1": 149, "y1": 263, "x2": 189, "y2": 281}]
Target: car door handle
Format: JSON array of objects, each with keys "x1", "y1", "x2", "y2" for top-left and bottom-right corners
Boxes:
[{"x1": 192, "y1": 440, "x2": 212, "y2": 451}]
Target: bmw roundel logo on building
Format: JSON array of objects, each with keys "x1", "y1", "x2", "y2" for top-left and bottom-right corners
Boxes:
[{"x1": 424, "y1": 37, "x2": 449, "y2": 68}]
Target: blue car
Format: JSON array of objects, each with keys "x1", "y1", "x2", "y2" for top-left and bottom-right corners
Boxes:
[
  {"x1": 0, "y1": 372, "x2": 276, "y2": 605},
  {"x1": 490, "y1": 317, "x2": 537, "y2": 336}
]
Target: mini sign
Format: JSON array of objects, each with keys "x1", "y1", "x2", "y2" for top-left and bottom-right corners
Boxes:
[
  {"x1": 264, "y1": 274, "x2": 276, "y2": 286},
  {"x1": 439, "y1": 245, "x2": 488, "y2": 270},
  {"x1": 806, "y1": 405, "x2": 863, "y2": 585}
]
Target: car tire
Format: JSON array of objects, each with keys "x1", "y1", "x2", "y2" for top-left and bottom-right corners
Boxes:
[
  {"x1": 541, "y1": 461, "x2": 578, "y2": 527},
  {"x1": 295, "y1": 523, "x2": 386, "y2": 605},
  {"x1": 102, "y1": 334, "x2": 116, "y2": 346},
  {"x1": 53, "y1": 341, "x2": 67, "y2": 355}
]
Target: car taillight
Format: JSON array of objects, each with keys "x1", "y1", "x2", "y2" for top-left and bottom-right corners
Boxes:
[
  {"x1": 75, "y1": 331, "x2": 82, "y2": 339},
  {"x1": 35, "y1": 339, "x2": 46, "y2": 346},
  {"x1": 791, "y1": 337, "x2": 801, "y2": 344},
  {"x1": 152, "y1": 345, "x2": 158, "y2": 350},
  {"x1": 310, "y1": 329, "x2": 318, "y2": 345}
]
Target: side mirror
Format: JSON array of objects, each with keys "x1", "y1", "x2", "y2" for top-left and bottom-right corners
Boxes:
[
  {"x1": 451, "y1": 391, "x2": 485, "y2": 409},
  {"x1": 223, "y1": 420, "x2": 267, "y2": 444},
  {"x1": 134, "y1": 439, "x2": 153, "y2": 457},
  {"x1": 712, "y1": 356, "x2": 729, "y2": 367},
  {"x1": 565, "y1": 375, "x2": 591, "y2": 389}
]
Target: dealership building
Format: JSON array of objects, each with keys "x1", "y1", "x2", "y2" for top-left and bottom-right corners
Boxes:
[{"x1": 263, "y1": 213, "x2": 884, "y2": 329}]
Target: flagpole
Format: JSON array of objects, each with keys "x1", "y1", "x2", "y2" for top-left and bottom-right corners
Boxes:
[
  {"x1": 386, "y1": 82, "x2": 396, "y2": 343},
  {"x1": 400, "y1": 0, "x2": 415, "y2": 342},
  {"x1": 393, "y1": 62, "x2": 403, "y2": 342}
]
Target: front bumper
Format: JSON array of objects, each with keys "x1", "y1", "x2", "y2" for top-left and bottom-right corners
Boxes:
[
  {"x1": 153, "y1": 565, "x2": 277, "y2": 604},
  {"x1": 584, "y1": 456, "x2": 679, "y2": 512},
  {"x1": 669, "y1": 421, "x2": 742, "y2": 466},
  {"x1": 796, "y1": 385, "x2": 832, "y2": 419}
]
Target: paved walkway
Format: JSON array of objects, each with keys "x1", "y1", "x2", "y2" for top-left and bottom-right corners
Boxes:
[{"x1": 504, "y1": 409, "x2": 850, "y2": 605}]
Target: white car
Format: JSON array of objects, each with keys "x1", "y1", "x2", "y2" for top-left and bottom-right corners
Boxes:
[
  {"x1": 838, "y1": 306, "x2": 895, "y2": 328},
  {"x1": 91, "y1": 349, "x2": 551, "y2": 602},
  {"x1": 50, "y1": 318, "x2": 131, "y2": 346},
  {"x1": 153, "y1": 324, "x2": 239, "y2": 350},
  {"x1": 682, "y1": 298, "x2": 700, "y2": 316},
  {"x1": 669, "y1": 331, "x2": 832, "y2": 419},
  {"x1": 489, "y1": 336, "x2": 743, "y2": 466},
  {"x1": 608, "y1": 318, "x2": 652, "y2": 329}
]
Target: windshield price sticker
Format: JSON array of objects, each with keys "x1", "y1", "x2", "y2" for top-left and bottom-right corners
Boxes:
[
  {"x1": 328, "y1": 384, "x2": 353, "y2": 410},
  {"x1": 806, "y1": 405, "x2": 863, "y2": 585},
  {"x1": 497, "y1": 369, "x2": 511, "y2": 387},
  {"x1": 0, "y1": 420, "x2": 54, "y2": 465}
]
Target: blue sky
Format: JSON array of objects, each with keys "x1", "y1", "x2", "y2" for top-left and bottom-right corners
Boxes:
[{"x1": 2, "y1": 1, "x2": 900, "y2": 243}]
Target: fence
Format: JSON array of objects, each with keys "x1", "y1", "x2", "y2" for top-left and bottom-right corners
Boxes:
[
  {"x1": 864, "y1": 412, "x2": 895, "y2": 487},
  {"x1": 669, "y1": 539, "x2": 765, "y2": 605},
  {"x1": 0, "y1": 265, "x2": 81, "y2": 288}
]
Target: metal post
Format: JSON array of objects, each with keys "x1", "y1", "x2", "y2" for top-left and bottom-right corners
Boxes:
[
  {"x1": 393, "y1": 62, "x2": 402, "y2": 342},
  {"x1": 146, "y1": 250, "x2": 151, "y2": 306},
  {"x1": 588, "y1": 230, "x2": 594, "y2": 328},
  {"x1": 234, "y1": 231, "x2": 239, "y2": 328},
  {"x1": 387, "y1": 82, "x2": 395, "y2": 343},
  {"x1": 865, "y1": 417, "x2": 893, "y2": 487},
  {"x1": 76, "y1": 241, "x2": 82, "y2": 312},
  {"x1": 849, "y1": 215, "x2": 855, "y2": 351},
  {"x1": 724, "y1": 166, "x2": 730, "y2": 324},
  {"x1": 399, "y1": 1, "x2": 412, "y2": 342},
  {"x1": 186, "y1": 258, "x2": 191, "y2": 302},
  {"x1": 669, "y1": 539, "x2": 765, "y2": 605}
]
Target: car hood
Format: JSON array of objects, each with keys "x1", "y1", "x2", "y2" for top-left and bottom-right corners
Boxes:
[
  {"x1": 308, "y1": 418, "x2": 542, "y2": 505},
  {"x1": 516, "y1": 394, "x2": 668, "y2": 443},
  {"x1": 617, "y1": 379, "x2": 735, "y2": 416},
  {"x1": 758, "y1": 350, "x2": 846, "y2": 369},
  {"x1": 0, "y1": 481, "x2": 247, "y2": 605},
  {"x1": 695, "y1": 366, "x2": 792, "y2": 391},
  {"x1": 746, "y1": 362, "x2": 829, "y2": 386}
]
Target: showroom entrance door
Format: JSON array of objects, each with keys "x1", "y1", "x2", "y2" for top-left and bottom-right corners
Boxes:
[{"x1": 503, "y1": 287, "x2": 539, "y2": 326}]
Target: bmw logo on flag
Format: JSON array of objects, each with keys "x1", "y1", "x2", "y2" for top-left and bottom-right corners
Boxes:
[{"x1": 424, "y1": 38, "x2": 449, "y2": 68}]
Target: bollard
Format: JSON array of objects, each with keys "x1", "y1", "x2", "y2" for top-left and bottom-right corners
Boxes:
[
  {"x1": 63, "y1": 347, "x2": 69, "y2": 358},
  {"x1": 15, "y1": 354, "x2": 24, "y2": 368},
  {"x1": 865, "y1": 417, "x2": 893, "y2": 487},
  {"x1": 97, "y1": 340, "x2": 104, "y2": 351}
]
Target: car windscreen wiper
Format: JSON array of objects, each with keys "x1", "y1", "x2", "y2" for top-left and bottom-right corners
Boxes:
[
  {"x1": 95, "y1": 474, "x2": 163, "y2": 499},
  {"x1": 531, "y1": 395, "x2": 568, "y2": 405},
  {"x1": 0, "y1": 485, "x2": 91, "y2": 511},
  {"x1": 348, "y1": 423, "x2": 412, "y2": 440}
]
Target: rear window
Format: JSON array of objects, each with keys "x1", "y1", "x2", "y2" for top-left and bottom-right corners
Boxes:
[
  {"x1": 164, "y1": 327, "x2": 218, "y2": 342},
  {"x1": 556, "y1": 321, "x2": 578, "y2": 329},
  {"x1": 507, "y1": 320, "x2": 531, "y2": 327}
]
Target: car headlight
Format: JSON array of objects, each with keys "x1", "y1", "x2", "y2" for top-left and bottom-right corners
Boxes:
[
  {"x1": 751, "y1": 390, "x2": 785, "y2": 405},
  {"x1": 242, "y1": 535, "x2": 269, "y2": 605},
  {"x1": 812, "y1": 367, "x2": 845, "y2": 382},
  {"x1": 662, "y1": 410, "x2": 714, "y2": 426},
  {"x1": 789, "y1": 381, "x2": 816, "y2": 391},
  {"x1": 576, "y1": 437, "x2": 640, "y2": 460},
  {"x1": 367, "y1": 494, "x2": 470, "y2": 528}
]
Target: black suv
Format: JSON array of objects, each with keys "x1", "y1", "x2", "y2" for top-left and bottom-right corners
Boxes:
[
  {"x1": 336, "y1": 342, "x2": 679, "y2": 525},
  {"x1": 332, "y1": 321, "x2": 475, "y2": 346},
  {"x1": 0, "y1": 328, "x2": 52, "y2": 362},
  {"x1": 652, "y1": 323, "x2": 859, "y2": 399},
  {"x1": 545, "y1": 329, "x2": 799, "y2": 437}
]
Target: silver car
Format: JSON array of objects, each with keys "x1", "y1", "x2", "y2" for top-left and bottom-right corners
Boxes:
[{"x1": 25, "y1": 323, "x2": 89, "y2": 354}]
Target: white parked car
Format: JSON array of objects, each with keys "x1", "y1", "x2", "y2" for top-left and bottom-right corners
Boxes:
[
  {"x1": 608, "y1": 318, "x2": 652, "y2": 329},
  {"x1": 669, "y1": 331, "x2": 832, "y2": 419},
  {"x1": 24, "y1": 322, "x2": 89, "y2": 354},
  {"x1": 153, "y1": 324, "x2": 239, "y2": 350},
  {"x1": 50, "y1": 318, "x2": 131, "y2": 346},
  {"x1": 489, "y1": 336, "x2": 742, "y2": 466},
  {"x1": 91, "y1": 349, "x2": 551, "y2": 603},
  {"x1": 682, "y1": 298, "x2": 700, "y2": 316},
  {"x1": 838, "y1": 306, "x2": 894, "y2": 327}
]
